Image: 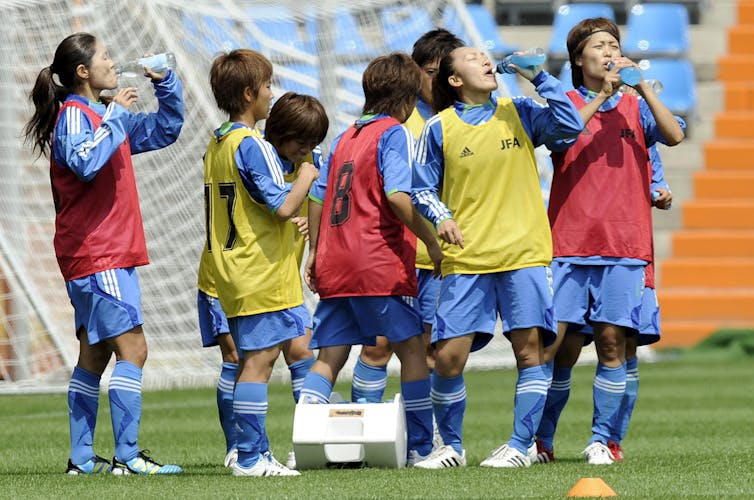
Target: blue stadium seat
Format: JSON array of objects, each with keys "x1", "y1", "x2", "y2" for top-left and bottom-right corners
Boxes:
[
  {"x1": 275, "y1": 63, "x2": 320, "y2": 97},
  {"x1": 181, "y1": 15, "x2": 222, "y2": 58},
  {"x1": 202, "y1": 16, "x2": 243, "y2": 55},
  {"x1": 338, "y1": 62, "x2": 366, "y2": 116},
  {"x1": 623, "y1": 3, "x2": 690, "y2": 58},
  {"x1": 638, "y1": 58, "x2": 696, "y2": 118},
  {"x1": 548, "y1": 3, "x2": 616, "y2": 60},
  {"x1": 442, "y1": 4, "x2": 517, "y2": 59},
  {"x1": 381, "y1": 5, "x2": 435, "y2": 52},
  {"x1": 245, "y1": 6, "x2": 314, "y2": 54},
  {"x1": 558, "y1": 61, "x2": 575, "y2": 91},
  {"x1": 305, "y1": 9, "x2": 378, "y2": 59}
]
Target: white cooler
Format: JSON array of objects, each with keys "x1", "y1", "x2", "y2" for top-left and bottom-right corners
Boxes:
[{"x1": 292, "y1": 393, "x2": 407, "y2": 469}]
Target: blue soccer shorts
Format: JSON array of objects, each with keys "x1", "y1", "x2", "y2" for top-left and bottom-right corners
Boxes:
[
  {"x1": 637, "y1": 286, "x2": 660, "y2": 345},
  {"x1": 433, "y1": 266, "x2": 557, "y2": 352},
  {"x1": 66, "y1": 267, "x2": 144, "y2": 346},
  {"x1": 310, "y1": 296, "x2": 424, "y2": 349},
  {"x1": 197, "y1": 289, "x2": 230, "y2": 348},
  {"x1": 416, "y1": 268, "x2": 441, "y2": 327},
  {"x1": 229, "y1": 306, "x2": 306, "y2": 352},
  {"x1": 552, "y1": 261, "x2": 644, "y2": 332}
]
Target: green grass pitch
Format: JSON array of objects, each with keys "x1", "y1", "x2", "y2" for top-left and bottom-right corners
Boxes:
[{"x1": 0, "y1": 355, "x2": 752, "y2": 498}]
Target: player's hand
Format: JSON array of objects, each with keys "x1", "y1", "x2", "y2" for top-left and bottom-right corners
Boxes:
[
  {"x1": 112, "y1": 87, "x2": 138, "y2": 109},
  {"x1": 291, "y1": 216, "x2": 309, "y2": 239},
  {"x1": 437, "y1": 219, "x2": 464, "y2": 248},
  {"x1": 513, "y1": 61, "x2": 544, "y2": 82},
  {"x1": 653, "y1": 187, "x2": 672, "y2": 209},
  {"x1": 601, "y1": 62, "x2": 623, "y2": 97},
  {"x1": 144, "y1": 66, "x2": 166, "y2": 82},
  {"x1": 299, "y1": 161, "x2": 319, "y2": 183},
  {"x1": 304, "y1": 252, "x2": 317, "y2": 293},
  {"x1": 427, "y1": 243, "x2": 445, "y2": 278}
]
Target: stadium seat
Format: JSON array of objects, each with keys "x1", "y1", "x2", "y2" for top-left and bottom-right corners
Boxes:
[
  {"x1": 306, "y1": 9, "x2": 379, "y2": 60},
  {"x1": 442, "y1": 4, "x2": 517, "y2": 59},
  {"x1": 547, "y1": 3, "x2": 616, "y2": 61},
  {"x1": 381, "y1": 5, "x2": 434, "y2": 52},
  {"x1": 245, "y1": 6, "x2": 315, "y2": 54},
  {"x1": 623, "y1": 3, "x2": 690, "y2": 58},
  {"x1": 202, "y1": 16, "x2": 244, "y2": 55},
  {"x1": 638, "y1": 58, "x2": 696, "y2": 119},
  {"x1": 274, "y1": 62, "x2": 320, "y2": 97}
]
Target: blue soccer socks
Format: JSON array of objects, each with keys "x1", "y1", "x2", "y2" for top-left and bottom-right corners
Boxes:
[
  {"x1": 289, "y1": 357, "x2": 315, "y2": 403},
  {"x1": 233, "y1": 382, "x2": 268, "y2": 468},
  {"x1": 351, "y1": 357, "x2": 387, "y2": 403},
  {"x1": 614, "y1": 358, "x2": 639, "y2": 443},
  {"x1": 109, "y1": 360, "x2": 143, "y2": 463},
  {"x1": 217, "y1": 362, "x2": 238, "y2": 453},
  {"x1": 299, "y1": 371, "x2": 333, "y2": 404},
  {"x1": 402, "y1": 378, "x2": 433, "y2": 456},
  {"x1": 536, "y1": 364, "x2": 572, "y2": 450},
  {"x1": 591, "y1": 363, "x2": 627, "y2": 444},
  {"x1": 430, "y1": 373, "x2": 466, "y2": 454},
  {"x1": 68, "y1": 366, "x2": 101, "y2": 465},
  {"x1": 509, "y1": 365, "x2": 550, "y2": 454}
]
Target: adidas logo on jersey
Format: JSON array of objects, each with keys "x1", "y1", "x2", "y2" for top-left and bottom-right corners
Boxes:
[{"x1": 460, "y1": 147, "x2": 474, "y2": 158}]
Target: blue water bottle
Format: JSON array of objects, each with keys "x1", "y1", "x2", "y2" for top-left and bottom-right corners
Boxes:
[
  {"x1": 608, "y1": 61, "x2": 641, "y2": 86},
  {"x1": 496, "y1": 47, "x2": 546, "y2": 74}
]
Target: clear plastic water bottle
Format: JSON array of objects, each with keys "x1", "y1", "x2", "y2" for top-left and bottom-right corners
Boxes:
[
  {"x1": 645, "y1": 79, "x2": 663, "y2": 95},
  {"x1": 116, "y1": 52, "x2": 176, "y2": 77},
  {"x1": 496, "y1": 47, "x2": 546, "y2": 74},
  {"x1": 608, "y1": 61, "x2": 641, "y2": 86}
]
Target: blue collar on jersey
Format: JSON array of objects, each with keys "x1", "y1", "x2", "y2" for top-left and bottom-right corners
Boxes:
[{"x1": 577, "y1": 85, "x2": 623, "y2": 112}]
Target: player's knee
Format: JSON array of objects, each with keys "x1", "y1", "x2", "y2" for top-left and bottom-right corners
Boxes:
[{"x1": 360, "y1": 344, "x2": 393, "y2": 366}]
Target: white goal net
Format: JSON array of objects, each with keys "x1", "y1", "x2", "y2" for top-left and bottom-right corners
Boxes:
[{"x1": 0, "y1": 0, "x2": 546, "y2": 392}]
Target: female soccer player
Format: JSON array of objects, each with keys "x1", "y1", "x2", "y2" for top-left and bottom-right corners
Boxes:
[
  {"x1": 299, "y1": 53, "x2": 444, "y2": 467},
  {"x1": 532, "y1": 145, "x2": 674, "y2": 464},
  {"x1": 538, "y1": 17, "x2": 684, "y2": 465},
  {"x1": 196, "y1": 91, "x2": 327, "y2": 470},
  {"x1": 204, "y1": 49, "x2": 318, "y2": 477},
  {"x1": 411, "y1": 45, "x2": 584, "y2": 469},
  {"x1": 351, "y1": 29, "x2": 464, "y2": 408},
  {"x1": 24, "y1": 32, "x2": 184, "y2": 475}
]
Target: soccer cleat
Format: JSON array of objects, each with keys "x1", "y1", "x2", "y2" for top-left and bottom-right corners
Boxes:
[
  {"x1": 66, "y1": 455, "x2": 111, "y2": 475},
  {"x1": 583, "y1": 441, "x2": 615, "y2": 465},
  {"x1": 607, "y1": 440, "x2": 624, "y2": 462},
  {"x1": 412, "y1": 445, "x2": 466, "y2": 469},
  {"x1": 112, "y1": 450, "x2": 183, "y2": 475},
  {"x1": 231, "y1": 455, "x2": 301, "y2": 476},
  {"x1": 285, "y1": 450, "x2": 297, "y2": 470},
  {"x1": 406, "y1": 449, "x2": 431, "y2": 467},
  {"x1": 530, "y1": 439, "x2": 555, "y2": 464},
  {"x1": 480, "y1": 444, "x2": 531, "y2": 468},
  {"x1": 224, "y1": 448, "x2": 238, "y2": 468}
]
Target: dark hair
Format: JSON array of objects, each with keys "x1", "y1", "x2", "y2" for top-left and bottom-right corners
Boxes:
[
  {"x1": 24, "y1": 32, "x2": 98, "y2": 157},
  {"x1": 265, "y1": 92, "x2": 329, "y2": 149},
  {"x1": 566, "y1": 17, "x2": 621, "y2": 89},
  {"x1": 362, "y1": 53, "x2": 421, "y2": 117},
  {"x1": 210, "y1": 49, "x2": 273, "y2": 116},
  {"x1": 411, "y1": 28, "x2": 464, "y2": 67},
  {"x1": 431, "y1": 48, "x2": 463, "y2": 113}
]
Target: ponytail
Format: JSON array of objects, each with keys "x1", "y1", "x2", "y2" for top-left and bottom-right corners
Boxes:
[
  {"x1": 23, "y1": 32, "x2": 98, "y2": 158},
  {"x1": 24, "y1": 66, "x2": 67, "y2": 157}
]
